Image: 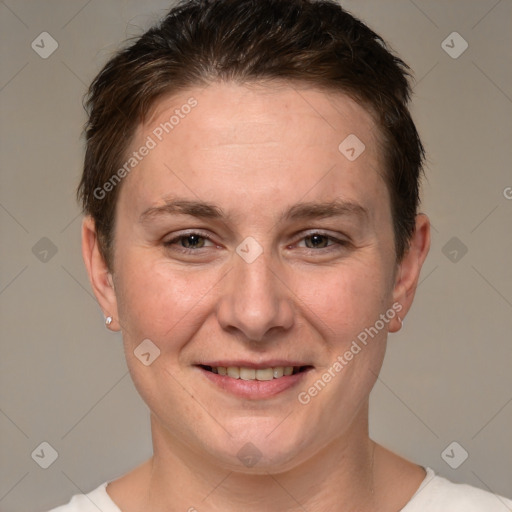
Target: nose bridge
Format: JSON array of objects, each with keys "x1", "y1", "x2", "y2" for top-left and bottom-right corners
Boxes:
[{"x1": 216, "y1": 249, "x2": 293, "y2": 341}]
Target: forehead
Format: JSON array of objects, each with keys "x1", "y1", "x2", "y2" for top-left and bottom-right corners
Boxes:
[
  {"x1": 121, "y1": 81, "x2": 388, "y2": 219},
  {"x1": 145, "y1": 81, "x2": 380, "y2": 156}
]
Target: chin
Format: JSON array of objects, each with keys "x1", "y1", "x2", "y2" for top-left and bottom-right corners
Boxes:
[{"x1": 202, "y1": 420, "x2": 314, "y2": 474}]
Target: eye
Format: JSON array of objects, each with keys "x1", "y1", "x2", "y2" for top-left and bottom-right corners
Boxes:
[
  {"x1": 296, "y1": 232, "x2": 346, "y2": 250},
  {"x1": 179, "y1": 234, "x2": 207, "y2": 249},
  {"x1": 164, "y1": 232, "x2": 215, "y2": 251},
  {"x1": 302, "y1": 233, "x2": 332, "y2": 249}
]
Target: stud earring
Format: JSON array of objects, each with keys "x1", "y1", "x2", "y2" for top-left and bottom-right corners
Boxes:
[{"x1": 105, "y1": 316, "x2": 113, "y2": 327}]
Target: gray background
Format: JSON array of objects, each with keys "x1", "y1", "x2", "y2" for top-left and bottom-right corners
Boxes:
[{"x1": 0, "y1": 0, "x2": 511, "y2": 510}]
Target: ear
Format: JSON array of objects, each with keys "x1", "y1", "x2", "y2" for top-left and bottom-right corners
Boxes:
[
  {"x1": 81, "y1": 216, "x2": 120, "y2": 331},
  {"x1": 389, "y1": 214, "x2": 431, "y2": 333}
]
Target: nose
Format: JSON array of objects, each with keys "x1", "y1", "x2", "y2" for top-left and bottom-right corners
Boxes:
[{"x1": 216, "y1": 250, "x2": 294, "y2": 343}]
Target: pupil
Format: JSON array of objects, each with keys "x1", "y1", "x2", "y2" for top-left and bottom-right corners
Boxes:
[
  {"x1": 307, "y1": 235, "x2": 328, "y2": 248},
  {"x1": 183, "y1": 235, "x2": 204, "y2": 248}
]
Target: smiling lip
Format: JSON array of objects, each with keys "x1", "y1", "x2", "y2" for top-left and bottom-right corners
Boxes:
[{"x1": 195, "y1": 361, "x2": 314, "y2": 400}]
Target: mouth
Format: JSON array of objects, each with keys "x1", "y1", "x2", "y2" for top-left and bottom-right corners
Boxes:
[
  {"x1": 196, "y1": 363, "x2": 314, "y2": 399},
  {"x1": 198, "y1": 364, "x2": 313, "y2": 381}
]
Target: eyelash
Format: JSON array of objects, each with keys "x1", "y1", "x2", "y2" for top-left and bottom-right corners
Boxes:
[
  {"x1": 163, "y1": 230, "x2": 349, "y2": 254},
  {"x1": 163, "y1": 231, "x2": 215, "y2": 252},
  {"x1": 295, "y1": 232, "x2": 349, "y2": 250}
]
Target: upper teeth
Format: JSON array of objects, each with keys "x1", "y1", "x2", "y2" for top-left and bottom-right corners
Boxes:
[{"x1": 211, "y1": 366, "x2": 295, "y2": 380}]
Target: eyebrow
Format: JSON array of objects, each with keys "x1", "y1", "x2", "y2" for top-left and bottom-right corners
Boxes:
[
  {"x1": 139, "y1": 199, "x2": 224, "y2": 223},
  {"x1": 139, "y1": 198, "x2": 368, "y2": 224},
  {"x1": 282, "y1": 200, "x2": 368, "y2": 222}
]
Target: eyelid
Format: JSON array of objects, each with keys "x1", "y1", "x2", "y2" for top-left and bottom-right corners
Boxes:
[
  {"x1": 294, "y1": 229, "x2": 349, "y2": 243},
  {"x1": 163, "y1": 230, "x2": 217, "y2": 247},
  {"x1": 162, "y1": 229, "x2": 350, "y2": 253},
  {"x1": 291, "y1": 232, "x2": 351, "y2": 253}
]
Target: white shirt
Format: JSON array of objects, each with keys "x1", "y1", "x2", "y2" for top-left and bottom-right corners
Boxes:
[{"x1": 48, "y1": 467, "x2": 512, "y2": 511}]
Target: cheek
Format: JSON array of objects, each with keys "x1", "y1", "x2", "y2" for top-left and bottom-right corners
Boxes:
[
  {"x1": 114, "y1": 254, "x2": 219, "y2": 349},
  {"x1": 291, "y1": 259, "x2": 392, "y2": 342}
]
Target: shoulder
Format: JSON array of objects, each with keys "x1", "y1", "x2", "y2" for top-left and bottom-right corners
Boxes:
[
  {"x1": 47, "y1": 482, "x2": 120, "y2": 512},
  {"x1": 402, "y1": 467, "x2": 512, "y2": 512}
]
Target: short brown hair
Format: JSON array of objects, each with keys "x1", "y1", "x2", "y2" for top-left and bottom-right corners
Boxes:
[{"x1": 78, "y1": 0, "x2": 424, "y2": 268}]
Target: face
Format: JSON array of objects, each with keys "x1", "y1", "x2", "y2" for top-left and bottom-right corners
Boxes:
[{"x1": 91, "y1": 82, "x2": 413, "y2": 472}]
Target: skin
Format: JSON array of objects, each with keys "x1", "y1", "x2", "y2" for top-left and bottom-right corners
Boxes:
[{"x1": 82, "y1": 81, "x2": 430, "y2": 511}]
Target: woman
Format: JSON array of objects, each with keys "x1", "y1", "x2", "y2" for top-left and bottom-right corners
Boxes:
[{"x1": 51, "y1": 0, "x2": 512, "y2": 510}]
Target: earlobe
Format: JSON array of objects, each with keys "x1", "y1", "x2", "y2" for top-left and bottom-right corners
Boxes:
[
  {"x1": 390, "y1": 214, "x2": 431, "y2": 333},
  {"x1": 81, "y1": 216, "x2": 120, "y2": 331}
]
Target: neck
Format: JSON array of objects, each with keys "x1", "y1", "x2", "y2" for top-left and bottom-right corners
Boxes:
[{"x1": 144, "y1": 410, "x2": 378, "y2": 511}]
